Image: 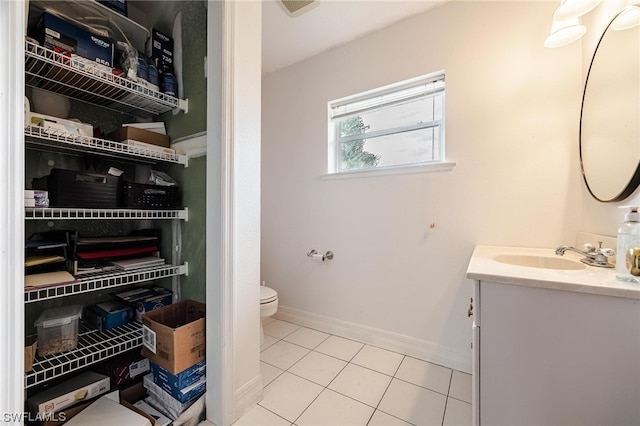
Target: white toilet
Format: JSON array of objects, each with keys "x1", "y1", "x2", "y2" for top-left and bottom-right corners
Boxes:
[{"x1": 260, "y1": 286, "x2": 278, "y2": 345}]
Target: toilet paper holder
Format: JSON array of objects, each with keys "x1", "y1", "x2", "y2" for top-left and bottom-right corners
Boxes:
[{"x1": 307, "y1": 249, "x2": 334, "y2": 261}]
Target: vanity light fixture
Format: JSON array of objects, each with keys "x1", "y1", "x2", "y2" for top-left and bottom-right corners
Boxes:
[
  {"x1": 544, "y1": 0, "x2": 603, "y2": 48},
  {"x1": 554, "y1": 0, "x2": 602, "y2": 21},
  {"x1": 544, "y1": 15, "x2": 587, "y2": 48},
  {"x1": 611, "y1": 5, "x2": 640, "y2": 30}
]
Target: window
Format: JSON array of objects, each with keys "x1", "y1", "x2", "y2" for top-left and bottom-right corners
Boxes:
[{"x1": 328, "y1": 71, "x2": 446, "y2": 174}]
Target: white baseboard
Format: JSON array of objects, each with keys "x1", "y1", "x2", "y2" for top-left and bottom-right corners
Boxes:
[
  {"x1": 233, "y1": 374, "x2": 263, "y2": 422},
  {"x1": 275, "y1": 306, "x2": 471, "y2": 373}
]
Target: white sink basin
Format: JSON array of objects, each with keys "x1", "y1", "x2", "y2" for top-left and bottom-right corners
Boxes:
[{"x1": 493, "y1": 254, "x2": 587, "y2": 270}]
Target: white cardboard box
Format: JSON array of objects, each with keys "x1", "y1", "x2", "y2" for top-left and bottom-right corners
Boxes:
[
  {"x1": 27, "y1": 371, "x2": 110, "y2": 415},
  {"x1": 64, "y1": 394, "x2": 152, "y2": 426}
]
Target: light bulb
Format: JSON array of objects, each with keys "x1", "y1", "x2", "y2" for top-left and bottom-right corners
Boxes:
[
  {"x1": 611, "y1": 6, "x2": 640, "y2": 31},
  {"x1": 544, "y1": 17, "x2": 586, "y2": 48}
]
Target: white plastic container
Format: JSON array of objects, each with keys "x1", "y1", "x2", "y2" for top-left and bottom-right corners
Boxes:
[
  {"x1": 35, "y1": 305, "x2": 83, "y2": 357},
  {"x1": 616, "y1": 207, "x2": 640, "y2": 283}
]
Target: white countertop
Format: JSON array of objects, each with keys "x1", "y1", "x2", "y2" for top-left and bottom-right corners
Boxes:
[{"x1": 467, "y1": 245, "x2": 640, "y2": 299}]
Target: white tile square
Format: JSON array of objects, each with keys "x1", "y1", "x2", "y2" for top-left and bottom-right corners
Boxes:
[
  {"x1": 260, "y1": 340, "x2": 310, "y2": 370},
  {"x1": 261, "y1": 334, "x2": 280, "y2": 352},
  {"x1": 288, "y1": 350, "x2": 347, "y2": 386},
  {"x1": 443, "y1": 397, "x2": 472, "y2": 426},
  {"x1": 449, "y1": 370, "x2": 472, "y2": 403},
  {"x1": 367, "y1": 410, "x2": 412, "y2": 426},
  {"x1": 283, "y1": 327, "x2": 330, "y2": 349},
  {"x1": 264, "y1": 320, "x2": 300, "y2": 339},
  {"x1": 260, "y1": 372, "x2": 323, "y2": 422},
  {"x1": 395, "y1": 356, "x2": 453, "y2": 394},
  {"x1": 351, "y1": 345, "x2": 404, "y2": 376},
  {"x1": 328, "y1": 363, "x2": 392, "y2": 407},
  {"x1": 378, "y1": 378, "x2": 447, "y2": 425},
  {"x1": 232, "y1": 404, "x2": 291, "y2": 426},
  {"x1": 261, "y1": 361, "x2": 284, "y2": 387},
  {"x1": 296, "y1": 389, "x2": 374, "y2": 426},
  {"x1": 315, "y1": 335, "x2": 364, "y2": 361}
]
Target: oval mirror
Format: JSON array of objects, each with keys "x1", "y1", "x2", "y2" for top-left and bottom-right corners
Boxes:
[{"x1": 580, "y1": 8, "x2": 640, "y2": 202}]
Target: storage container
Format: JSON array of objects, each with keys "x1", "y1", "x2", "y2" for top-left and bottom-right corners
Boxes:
[
  {"x1": 33, "y1": 168, "x2": 121, "y2": 208},
  {"x1": 35, "y1": 305, "x2": 83, "y2": 357}
]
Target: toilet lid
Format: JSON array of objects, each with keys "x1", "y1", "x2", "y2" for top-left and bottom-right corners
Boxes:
[{"x1": 260, "y1": 286, "x2": 277, "y2": 304}]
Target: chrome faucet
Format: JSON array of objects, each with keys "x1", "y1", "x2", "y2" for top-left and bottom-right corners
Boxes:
[{"x1": 555, "y1": 242, "x2": 615, "y2": 268}]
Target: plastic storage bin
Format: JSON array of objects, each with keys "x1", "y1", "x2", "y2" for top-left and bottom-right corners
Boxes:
[
  {"x1": 33, "y1": 169, "x2": 121, "y2": 208},
  {"x1": 35, "y1": 305, "x2": 83, "y2": 357}
]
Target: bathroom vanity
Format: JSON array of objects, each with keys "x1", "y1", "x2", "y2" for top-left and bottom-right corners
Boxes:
[{"x1": 467, "y1": 246, "x2": 640, "y2": 426}]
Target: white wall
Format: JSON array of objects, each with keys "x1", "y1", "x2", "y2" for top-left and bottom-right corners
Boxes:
[{"x1": 261, "y1": 1, "x2": 584, "y2": 373}]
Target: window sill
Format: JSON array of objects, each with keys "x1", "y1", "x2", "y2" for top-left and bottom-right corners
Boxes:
[{"x1": 321, "y1": 161, "x2": 456, "y2": 180}]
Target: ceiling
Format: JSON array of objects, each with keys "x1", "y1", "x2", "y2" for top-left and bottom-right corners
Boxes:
[{"x1": 261, "y1": 0, "x2": 446, "y2": 74}]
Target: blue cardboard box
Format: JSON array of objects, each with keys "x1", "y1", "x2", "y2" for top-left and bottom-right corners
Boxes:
[
  {"x1": 41, "y1": 12, "x2": 114, "y2": 67},
  {"x1": 86, "y1": 301, "x2": 135, "y2": 331},
  {"x1": 154, "y1": 375, "x2": 206, "y2": 403},
  {"x1": 114, "y1": 286, "x2": 173, "y2": 321},
  {"x1": 150, "y1": 360, "x2": 205, "y2": 392},
  {"x1": 135, "y1": 288, "x2": 173, "y2": 321}
]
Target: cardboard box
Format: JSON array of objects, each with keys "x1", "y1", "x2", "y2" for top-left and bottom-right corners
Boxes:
[
  {"x1": 133, "y1": 401, "x2": 172, "y2": 426},
  {"x1": 150, "y1": 360, "x2": 205, "y2": 394},
  {"x1": 40, "y1": 12, "x2": 114, "y2": 68},
  {"x1": 63, "y1": 394, "x2": 152, "y2": 426},
  {"x1": 86, "y1": 301, "x2": 135, "y2": 331},
  {"x1": 39, "y1": 400, "x2": 92, "y2": 426},
  {"x1": 109, "y1": 127, "x2": 170, "y2": 148},
  {"x1": 30, "y1": 112, "x2": 94, "y2": 138},
  {"x1": 150, "y1": 28, "x2": 173, "y2": 72},
  {"x1": 119, "y1": 377, "x2": 147, "y2": 404},
  {"x1": 25, "y1": 336, "x2": 38, "y2": 373},
  {"x1": 95, "y1": 349, "x2": 150, "y2": 385},
  {"x1": 141, "y1": 300, "x2": 205, "y2": 374},
  {"x1": 27, "y1": 371, "x2": 110, "y2": 415},
  {"x1": 115, "y1": 287, "x2": 173, "y2": 321},
  {"x1": 142, "y1": 373, "x2": 194, "y2": 420}
]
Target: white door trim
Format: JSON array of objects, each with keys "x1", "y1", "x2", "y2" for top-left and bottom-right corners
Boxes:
[
  {"x1": 206, "y1": 0, "x2": 235, "y2": 425},
  {"x1": 0, "y1": 0, "x2": 26, "y2": 420}
]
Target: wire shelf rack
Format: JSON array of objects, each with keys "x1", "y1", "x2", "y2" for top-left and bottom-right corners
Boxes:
[
  {"x1": 25, "y1": 263, "x2": 188, "y2": 303},
  {"x1": 25, "y1": 40, "x2": 188, "y2": 117},
  {"x1": 25, "y1": 321, "x2": 143, "y2": 388},
  {"x1": 25, "y1": 207, "x2": 188, "y2": 220},
  {"x1": 25, "y1": 125, "x2": 188, "y2": 166}
]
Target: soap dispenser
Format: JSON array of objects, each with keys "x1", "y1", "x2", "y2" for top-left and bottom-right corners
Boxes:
[{"x1": 616, "y1": 206, "x2": 640, "y2": 283}]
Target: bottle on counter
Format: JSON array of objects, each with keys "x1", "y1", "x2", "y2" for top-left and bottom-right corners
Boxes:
[{"x1": 616, "y1": 206, "x2": 640, "y2": 283}]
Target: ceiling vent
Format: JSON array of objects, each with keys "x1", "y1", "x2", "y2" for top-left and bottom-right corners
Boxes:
[{"x1": 279, "y1": 0, "x2": 318, "y2": 17}]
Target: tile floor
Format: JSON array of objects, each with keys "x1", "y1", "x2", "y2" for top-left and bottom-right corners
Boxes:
[{"x1": 233, "y1": 319, "x2": 472, "y2": 426}]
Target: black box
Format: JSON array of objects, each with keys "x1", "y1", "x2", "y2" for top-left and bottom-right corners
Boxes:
[
  {"x1": 33, "y1": 169, "x2": 121, "y2": 209},
  {"x1": 123, "y1": 183, "x2": 180, "y2": 209},
  {"x1": 151, "y1": 28, "x2": 173, "y2": 71}
]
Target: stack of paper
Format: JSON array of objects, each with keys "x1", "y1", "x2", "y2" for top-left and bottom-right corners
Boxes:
[
  {"x1": 24, "y1": 189, "x2": 49, "y2": 208},
  {"x1": 110, "y1": 256, "x2": 165, "y2": 271}
]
